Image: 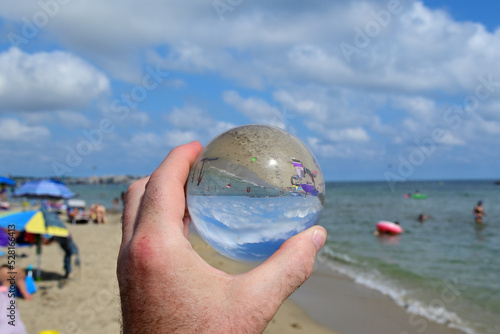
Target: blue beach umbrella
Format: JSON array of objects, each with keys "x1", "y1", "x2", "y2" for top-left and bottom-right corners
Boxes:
[
  {"x1": 13, "y1": 179, "x2": 75, "y2": 199},
  {"x1": 0, "y1": 176, "x2": 16, "y2": 186},
  {"x1": 0, "y1": 208, "x2": 69, "y2": 280},
  {"x1": 0, "y1": 209, "x2": 69, "y2": 237}
]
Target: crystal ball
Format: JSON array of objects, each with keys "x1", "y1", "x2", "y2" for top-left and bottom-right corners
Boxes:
[{"x1": 186, "y1": 125, "x2": 325, "y2": 262}]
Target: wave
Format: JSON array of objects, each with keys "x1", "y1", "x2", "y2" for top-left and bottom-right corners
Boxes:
[{"x1": 319, "y1": 249, "x2": 479, "y2": 334}]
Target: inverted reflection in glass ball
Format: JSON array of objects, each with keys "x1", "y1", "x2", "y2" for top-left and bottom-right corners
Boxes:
[{"x1": 186, "y1": 125, "x2": 325, "y2": 262}]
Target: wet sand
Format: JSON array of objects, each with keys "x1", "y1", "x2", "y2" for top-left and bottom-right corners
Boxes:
[{"x1": 290, "y1": 266, "x2": 465, "y2": 334}]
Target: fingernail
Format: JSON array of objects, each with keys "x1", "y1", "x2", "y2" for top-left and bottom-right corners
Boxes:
[{"x1": 312, "y1": 228, "x2": 326, "y2": 252}]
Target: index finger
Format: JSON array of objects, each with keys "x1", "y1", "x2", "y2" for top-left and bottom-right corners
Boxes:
[{"x1": 134, "y1": 141, "x2": 203, "y2": 238}]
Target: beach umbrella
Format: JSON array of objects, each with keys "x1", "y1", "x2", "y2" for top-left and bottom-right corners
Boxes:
[
  {"x1": 0, "y1": 208, "x2": 69, "y2": 280},
  {"x1": 0, "y1": 209, "x2": 69, "y2": 237},
  {"x1": 0, "y1": 176, "x2": 16, "y2": 186},
  {"x1": 13, "y1": 179, "x2": 75, "y2": 199}
]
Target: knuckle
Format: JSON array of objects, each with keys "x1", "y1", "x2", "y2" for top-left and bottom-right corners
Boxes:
[{"x1": 125, "y1": 178, "x2": 146, "y2": 199}]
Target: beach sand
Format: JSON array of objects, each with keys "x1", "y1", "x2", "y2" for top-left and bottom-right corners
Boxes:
[
  {"x1": 10, "y1": 211, "x2": 464, "y2": 334},
  {"x1": 14, "y1": 213, "x2": 122, "y2": 334}
]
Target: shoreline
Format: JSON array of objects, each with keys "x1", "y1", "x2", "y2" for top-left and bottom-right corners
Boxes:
[{"x1": 290, "y1": 262, "x2": 466, "y2": 334}]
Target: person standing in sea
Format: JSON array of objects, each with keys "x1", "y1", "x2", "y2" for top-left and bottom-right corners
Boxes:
[{"x1": 473, "y1": 200, "x2": 486, "y2": 223}]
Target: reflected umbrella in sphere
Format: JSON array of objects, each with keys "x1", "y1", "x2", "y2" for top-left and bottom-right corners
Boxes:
[{"x1": 186, "y1": 125, "x2": 325, "y2": 262}]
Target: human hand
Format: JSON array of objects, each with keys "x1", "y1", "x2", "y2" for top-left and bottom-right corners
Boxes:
[{"x1": 117, "y1": 141, "x2": 327, "y2": 333}]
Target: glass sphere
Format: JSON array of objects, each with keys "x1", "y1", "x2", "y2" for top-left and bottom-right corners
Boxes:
[{"x1": 186, "y1": 125, "x2": 325, "y2": 261}]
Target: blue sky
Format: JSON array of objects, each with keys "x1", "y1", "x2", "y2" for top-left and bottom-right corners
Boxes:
[{"x1": 0, "y1": 0, "x2": 499, "y2": 182}]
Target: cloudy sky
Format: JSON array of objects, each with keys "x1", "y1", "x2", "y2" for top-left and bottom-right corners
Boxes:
[{"x1": 0, "y1": 0, "x2": 499, "y2": 182}]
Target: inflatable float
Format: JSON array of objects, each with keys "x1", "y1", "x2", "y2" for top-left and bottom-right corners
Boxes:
[
  {"x1": 412, "y1": 193, "x2": 427, "y2": 199},
  {"x1": 376, "y1": 221, "x2": 403, "y2": 235}
]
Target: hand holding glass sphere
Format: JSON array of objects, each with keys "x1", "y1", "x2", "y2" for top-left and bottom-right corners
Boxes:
[{"x1": 186, "y1": 125, "x2": 325, "y2": 261}]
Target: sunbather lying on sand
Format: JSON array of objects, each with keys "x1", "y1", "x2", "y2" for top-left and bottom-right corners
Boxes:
[{"x1": 0, "y1": 265, "x2": 32, "y2": 300}]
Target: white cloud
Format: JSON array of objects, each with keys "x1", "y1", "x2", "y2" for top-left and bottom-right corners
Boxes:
[
  {"x1": 273, "y1": 87, "x2": 379, "y2": 138},
  {"x1": 2, "y1": 0, "x2": 500, "y2": 178},
  {"x1": 0, "y1": 47, "x2": 109, "y2": 112},
  {"x1": 0, "y1": 118, "x2": 50, "y2": 142},
  {"x1": 306, "y1": 137, "x2": 353, "y2": 158},
  {"x1": 273, "y1": 90, "x2": 326, "y2": 116},
  {"x1": 222, "y1": 91, "x2": 286, "y2": 129},
  {"x1": 164, "y1": 130, "x2": 198, "y2": 147},
  {"x1": 166, "y1": 105, "x2": 214, "y2": 129},
  {"x1": 207, "y1": 121, "x2": 236, "y2": 139},
  {"x1": 392, "y1": 96, "x2": 437, "y2": 119},
  {"x1": 123, "y1": 121, "x2": 236, "y2": 160},
  {"x1": 326, "y1": 127, "x2": 370, "y2": 142},
  {"x1": 127, "y1": 112, "x2": 150, "y2": 128},
  {"x1": 478, "y1": 120, "x2": 500, "y2": 135},
  {"x1": 55, "y1": 111, "x2": 92, "y2": 128},
  {"x1": 440, "y1": 131, "x2": 466, "y2": 146},
  {"x1": 481, "y1": 101, "x2": 500, "y2": 122},
  {"x1": 123, "y1": 129, "x2": 198, "y2": 160},
  {"x1": 123, "y1": 132, "x2": 164, "y2": 159},
  {"x1": 165, "y1": 105, "x2": 236, "y2": 142},
  {"x1": 4, "y1": 1, "x2": 500, "y2": 96}
]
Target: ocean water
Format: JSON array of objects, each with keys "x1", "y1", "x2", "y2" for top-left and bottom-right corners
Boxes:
[
  {"x1": 320, "y1": 180, "x2": 500, "y2": 334},
  {"x1": 68, "y1": 183, "x2": 129, "y2": 210},
  {"x1": 13, "y1": 180, "x2": 498, "y2": 333},
  {"x1": 9, "y1": 183, "x2": 130, "y2": 211}
]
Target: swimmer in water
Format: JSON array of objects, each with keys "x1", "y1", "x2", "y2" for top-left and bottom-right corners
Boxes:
[{"x1": 473, "y1": 201, "x2": 486, "y2": 224}]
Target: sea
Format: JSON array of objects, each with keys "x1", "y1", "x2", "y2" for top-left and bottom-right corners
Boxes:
[
  {"x1": 320, "y1": 180, "x2": 500, "y2": 334},
  {"x1": 11, "y1": 179, "x2": 498, "y2": 333}
]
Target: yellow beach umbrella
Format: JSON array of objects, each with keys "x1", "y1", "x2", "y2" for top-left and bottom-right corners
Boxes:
[
  {"x1": 0, "y1": 210, "x2": 68, "y2": 237},
  {"x1": 0, "y1": 209, "x2": 69, "y2": 280},
  {"x1": 25, "y1": 211, "x2": 68, "y2": 237}
]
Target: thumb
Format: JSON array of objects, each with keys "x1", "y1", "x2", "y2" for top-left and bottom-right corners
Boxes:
[{"x1": 241, "y1": 226, "x2": 327, "y2": 310}]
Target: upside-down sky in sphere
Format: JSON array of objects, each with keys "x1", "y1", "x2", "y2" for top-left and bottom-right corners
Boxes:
[{"x1": 0, "y1": 0, "x2": 499, "y2": 182}]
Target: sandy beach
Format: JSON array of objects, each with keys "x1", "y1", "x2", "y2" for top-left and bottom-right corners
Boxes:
[{"x1": 7, "y1": 211, "x2": 465, "y2": 334}]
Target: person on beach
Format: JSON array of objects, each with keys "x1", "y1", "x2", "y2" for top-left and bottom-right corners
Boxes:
[
  {"x1": 112, "y1": 197, "x2": 120, "y2": 210},
  {"x1": 0, "y1": 184, "x2": 7, "y2": 203},
  {"x1": 91, "y1": 203, "x2": 107, "y2": 224},
  {"x1": 0, "y1": 184, "x2": 9, "y2": 210},
  {"x1": 117, "y1": 141, "x2": 327, "y2": 333},
  {"x1": 44, "y1": 235, "x2": 80, "y2": 279},
  {"x1": 57, "y1": 235, "x2": 80, "y2": 278},
  {"x1": 473, "y1": 201, "x2": 486, "y2": 224},
  {"x1": 0, "y1": 265, "x2": 32, "y2": 301}
]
